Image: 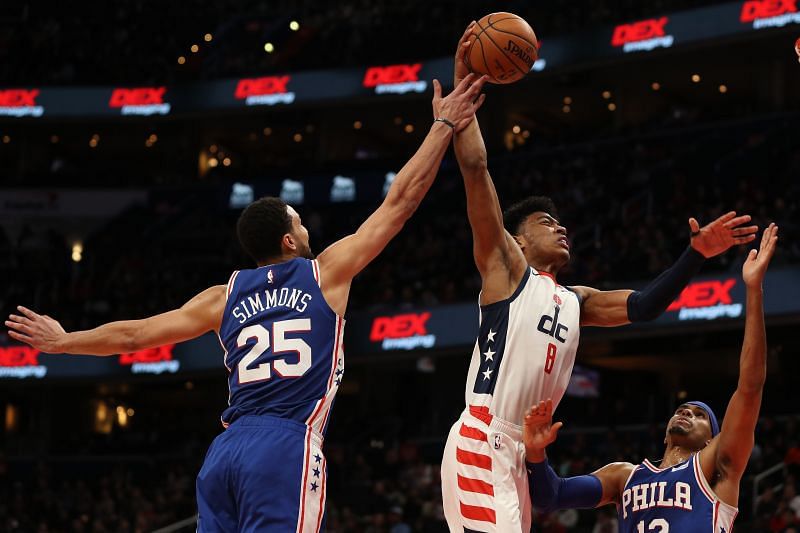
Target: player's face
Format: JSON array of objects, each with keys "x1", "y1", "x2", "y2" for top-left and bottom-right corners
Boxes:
[
  {"x1": 516, "y1": 212, "x2": 570, "y2": 269},
  {"x1": 286, "y1": 206, "x2": 314, "y2": 259},
  {"x1": 665, "y1": 404, "x2": 713, "y2": 449}
]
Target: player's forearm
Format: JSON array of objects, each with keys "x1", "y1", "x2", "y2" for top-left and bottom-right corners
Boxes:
[
  {"x1": 62, "y1": 320, "x2": 143, "y2": 356},
  {"x1": 738, "y1": 287, "x2": 766, "y2": 394},
  {"x1": 386, "y1": 121, "x2": 452, "y2": 217},
  {"x1": 454, "y1": 117, "x2": 488, "y2": 174}
]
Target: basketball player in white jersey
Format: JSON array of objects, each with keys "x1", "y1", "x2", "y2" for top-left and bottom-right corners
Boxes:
[
  {"x1": 440, "y1": 23, "x2": 760, "y2": 533},
  {"x1": 523, "y1": 223, "x2": 778, "y2": 533},
  {"x1": 6, "y1": 75, "x2": 488, "y2": 532}
]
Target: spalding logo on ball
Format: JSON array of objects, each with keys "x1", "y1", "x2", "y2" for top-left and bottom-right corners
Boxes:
[{"x1": 466, "y1": 12, "x2": 539, "y2": 84}]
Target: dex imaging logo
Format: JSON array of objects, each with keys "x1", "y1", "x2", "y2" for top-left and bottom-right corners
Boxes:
[
  {"x1": 611, "y1": 17, "x2": 674, "y2": 53},
  {"x1": 667, "y1": 278, "x2": 743, "y2": 321},
  {"x1": 234, "y1": 76, "x2": 296, "y2": 106},
  {"x1": 363, "y1": 63, "x2": 427, "y2": 95},
  {"x1": 370, "y1": 312, "x2": 436, "y2": 350},
  {"x1": 0, "y1": 346, "x2": 46, "y2": 378},
  {"x1": 740, "y1": 0, "x2": 800, "y2": 29},
  {"x1": 0, "y1": 89, "x2": 44, "y2": 117},
  {"x1": 119, "y1": 345, "x2": 180, "y2": 374},
  {"x1": 109, "y1": 87, "x2": 171, "y2": 116}
]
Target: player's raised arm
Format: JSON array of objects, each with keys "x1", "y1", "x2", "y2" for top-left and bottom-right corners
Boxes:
[
  {"x1": 698, "y1": 223, "x2": 778, "y2": 506},
  {"x1": 523, "y1": 399, "x2": 633, "y2": 511},
  {"x1": 6, "y1": 285, "x2": 226, "y2": 355},
  {"x1": 316, "y1": 74, "x2": 487, "y2": 315},
  {"x1": 572, "y1": 211, "x2": 759, "y2": 327},
  {"x1": 452, "y1": 23, "x2": 528, "y2": 303}
]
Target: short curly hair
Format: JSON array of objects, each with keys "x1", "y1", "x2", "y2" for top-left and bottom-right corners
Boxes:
[
  {"x1": 236, "y1": 197, "x2": 292, "y2": 263},
  {"x1": 502, "y1": 196, "x2": 559, "y2": 235}
]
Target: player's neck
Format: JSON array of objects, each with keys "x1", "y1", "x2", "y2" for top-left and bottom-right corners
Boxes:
[
  {"x1": 660, "y1": 445, "x2": 695, "y2": 468},
  {"x1": 529, "y1": 261, "x2": 560, "y2": 280},
  {"x1": 257, "y1": 252, "x2": 298, "y2": 267}
]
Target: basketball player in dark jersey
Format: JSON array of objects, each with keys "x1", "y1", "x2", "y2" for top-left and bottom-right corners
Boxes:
[
  {"x1": 5, "y1": 74, "x2": 488, "y2": 532},
  {"x1": 523, "y1": 224, "x2": 778, "y2": 533}
]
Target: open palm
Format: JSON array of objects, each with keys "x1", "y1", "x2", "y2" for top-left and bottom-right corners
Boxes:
[
  {"x1": 524, "y1": 399, "x2": 563, "y2": 457},
  {"x1": 743, "y1": 223, "x2": 778, "y2": 288},
  {"x1": 689, "y1": 211, "x2": 758, "y2": 258}
]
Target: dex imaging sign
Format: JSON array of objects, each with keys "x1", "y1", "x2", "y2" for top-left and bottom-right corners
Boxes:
[
  {"x1": 666, "y1": 278, "x2": 743, "y2": 321},
  {"x1": 611, "y1": 17, "x2": 674, "y2": 53}
]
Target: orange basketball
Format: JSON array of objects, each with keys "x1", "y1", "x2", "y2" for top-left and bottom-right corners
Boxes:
[{"x1": 466, "y1": 13, "x2": 539, "y2": 84}]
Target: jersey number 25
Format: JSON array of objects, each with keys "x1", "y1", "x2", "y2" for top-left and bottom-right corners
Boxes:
[{"x1": 236, "y1": 319, "x2": 312, "y2": 383}]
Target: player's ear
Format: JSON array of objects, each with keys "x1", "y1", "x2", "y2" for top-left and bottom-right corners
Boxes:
[
  {"x1": 512, "y1": 234, "x2": 525, "y2": 250},
  {"x1": 282, "y1": 233, "x2": 297, "y2": 253}
]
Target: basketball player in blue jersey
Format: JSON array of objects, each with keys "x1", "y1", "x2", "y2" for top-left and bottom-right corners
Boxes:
[
  {"x1": 5, "y1": 74, "x2": 488, "y2": 532},
  {"x1": 523, "y1": 224, "x2": 778, "y2": 533},
  {"x1": 441, "y1": 23, "x2": 761, "y2": 533}
]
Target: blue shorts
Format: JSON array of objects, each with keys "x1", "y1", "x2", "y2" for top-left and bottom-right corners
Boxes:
[{"x1": 196, "y1": 415, "x2": 327, "y2": 532}]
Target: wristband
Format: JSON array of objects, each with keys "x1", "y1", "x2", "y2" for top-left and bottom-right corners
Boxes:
[{"x1": 434, "y1": 117, "x2": 455, "y2": 129}]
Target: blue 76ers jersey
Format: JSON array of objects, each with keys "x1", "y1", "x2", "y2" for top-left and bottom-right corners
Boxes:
[
  {"x1": 618, "y1": 454, "x2": 738, "y2": 533},
  {"x1": 218, "y1": 258, "x2": 344, "y2": 436}
]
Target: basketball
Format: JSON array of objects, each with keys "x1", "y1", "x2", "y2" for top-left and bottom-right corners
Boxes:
[
  {"x1": 466, "y1": 12, "x2": 539, "y2": 84},
  {"x1": 795, "y1": 36, "x2": 800, "y2": 60}
]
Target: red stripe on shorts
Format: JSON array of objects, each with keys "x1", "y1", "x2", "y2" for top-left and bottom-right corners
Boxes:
[
  {"x1": 456, "y1": 447, "x2": 492, "y2": 471},
  {"x1": 469, "y1": 405, "x2": 493, "y2": 425},
  {"x1": 458, "y1": 474, "x2": 494, "y2": 496},
  {"x1": 459, "y1": 423, "x2": 488, "y2": 441},
  {"x1": 460, "y1": 501, "x2": 497, "y2": 523}
]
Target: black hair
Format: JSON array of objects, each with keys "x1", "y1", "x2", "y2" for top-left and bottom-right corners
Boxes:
[
  {"x1": 236, "y1": 196, "x2": 292, "y2": 263},
  {"x1": 502, "y1": 196, "x2": 559, "y2": 235}
]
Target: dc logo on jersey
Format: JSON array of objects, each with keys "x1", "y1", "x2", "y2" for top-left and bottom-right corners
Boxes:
[
  {"x1": 537, "y1": 305, "x2": 568, "y2": 343},
  {"x1": 267, "y1": 269, "x2": 274, "y2": 284}
]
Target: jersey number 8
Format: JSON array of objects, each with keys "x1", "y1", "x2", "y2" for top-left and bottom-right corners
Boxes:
[{"x1": 236, "y1": 319, "x2": 312, "y2": 384}]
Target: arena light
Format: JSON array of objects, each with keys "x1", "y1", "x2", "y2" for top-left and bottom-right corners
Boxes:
[
  {"x1": 190, "y1": 44, "x2": 199, "y2": 53},
  {"x1": 353, "y1": 120, "x2": 362, "y2": 130},
  {"x1": 2, "y1": 135, "x2": 9, "y2": 144},
  {"x1": 293, "y1": 133, "x2": 302, "y2": 142},
  {"x1": 126, "y1": 408, "x2": 135, "y2": 416},
  {"x1": 264, "y1": 42, "x2": 275, "y2": 53},
  {"x1": 209, "y1": 144, "x2": 218, "y2": 153},
  {"x1": 562, "y1": 105, "x2": 571, "y2": 113},
  {"x1": 208, "y1": 157, "x2": 219, "y2": 167},
  {"x1": 719, "y1": 84, "x2": 728, "y2": 93},
  {"x1": 177, "y1": 56, "x2": 186, "y2": 65},
  {"x1": 691, "y1": 74, "x2": 701, "y2": 83},
  {"x1": 404, "y1": 124, "x2": 414, "y2": 133},
  {"x1": 289, "y1": 21, "x2": 300, "y2": 31},
  {"x1": 651, "y1": 82, "x2": 661, "y2": 91},
  {"x1": 71, "y1": 243, "x2": 83, "y2": 262},
  {"x1": 563, "y1": 96, "x2": 572, "y2": 105},
  {"x1": 204, "y1": 33, "x2": 213, "y2": 42},
  {"x1": 512, "y1": 125, "x2": 521, "y2": 134},
  {"x1": 263, "y1": 127, "x2": 272, "y2": 136},
  {"x1": 222, "y1": 157, "x2": 232, "y2": 167},
  {"x1": 608, "y1": 102, "x2": 617, "y2": 111},
  {"x1": 393, "y1": 116, "x2": 403, "y2": 125},
  {"x1": 149, "y1": 133, "x2": 157, "y2": 143},
  {"x1": 50, "y1": 135, "x2": 59, "y2": 143},
  {"x1": 522, "y1": 130, "x2": 531, "y2": 138},
  {"x1": 602, "y1": 90, "x2": 611, "y2": 99},
  {"x1": 89, "y1": 134, "x2": 99, "y2": 148}
]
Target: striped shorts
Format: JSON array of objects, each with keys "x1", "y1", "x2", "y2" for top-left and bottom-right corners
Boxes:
[{"x1": 441, "y1": 406, "x2": 531, "y2": 533}]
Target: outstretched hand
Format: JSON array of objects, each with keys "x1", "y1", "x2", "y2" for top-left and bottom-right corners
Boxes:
[
  {"x1": 524, "y1": 399, "x2": 563, "y2": 462},
  {"x1": 743, "y1": 223, "x2": 778, "y2": 288},
  {"x1": 432, "y1": 73, "x2": 487, "y2": 133},
  {"x1": 454, "y1": 21, "x2": 477, "y2": 87},
  {"x1": 689, "y1": 211, "x2": 758, "y2": 258},
  {"x1": 6, "y1": 305, "x2": 67, "y2": 353}
]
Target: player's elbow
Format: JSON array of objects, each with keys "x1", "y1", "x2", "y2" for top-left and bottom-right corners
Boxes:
[
  {"x1": 626, "y1": 291, "x2": 661, "y2": 322},
  {"x1": 459, "y1": 153, "x2": 488, "y2": 175}
]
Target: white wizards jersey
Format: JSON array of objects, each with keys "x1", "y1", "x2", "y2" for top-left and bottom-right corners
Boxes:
[{"x1": 464, "y1": 267, "x2": 581, "y2": 424}]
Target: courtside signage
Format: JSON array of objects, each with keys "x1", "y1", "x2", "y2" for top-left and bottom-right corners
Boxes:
[
  {"x1": 363, "y1": 63, "x2": 428, "y2": 95},
  {"x1": 234, "y1": 76, "x2": 296, "y2": 106},
  {"x1": 118, "y1": 344, "x2": 180, "y2": 375},
  {"x1": 611, "y1": 17, "x2": 675, "y2": 52},
  {"x1": 0, "y1": 89, "x2": 44, "y2": 117},
  {"x1": 666, "y1": 278, "x2": 743, "y2": 321},
  {"x1": 0, "y1": 346, "x2": 46, "y2": 378},
  {"x1": 109, "y1": 87, "x2": 171, "y2": 116},
  {"x1": 740, "y1": 0, "x2": 800, "y2": 28},
  {"x1": 370, "y1": 312, "x2": 436, "y2": 350}
]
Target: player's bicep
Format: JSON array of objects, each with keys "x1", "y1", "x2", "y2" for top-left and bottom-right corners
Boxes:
[
  {"x1": 714, "y1": 389, "x2": 760, "y2": 477},
  {"x1": 575, "y1": 287, "x2": 633, "y2": 327},
  {"x1": 136, "y1": 285, "x2": 225, "y2": 349}
]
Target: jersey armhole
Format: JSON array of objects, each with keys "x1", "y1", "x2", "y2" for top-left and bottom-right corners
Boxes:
[
  {"x1": 480, "y1": 267, "x2": 530, "y2": 311},
  {"x1": 311, "y1": 259, "x2": 322, "y2": 288},
  {"x1": 565, "y1": 286, "x2": 583, "y2": 307},
  {"x1": 225, "y1": 270, "x2": 240, "y2": 301}
]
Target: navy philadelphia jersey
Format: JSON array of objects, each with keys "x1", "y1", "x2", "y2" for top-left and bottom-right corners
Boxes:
[
  {"x1": 218, "y1": 258, "x2": 344, "y2": 436},
  {"x1": 618, "y1": 453, "x2": 738, "y2": 533}
]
